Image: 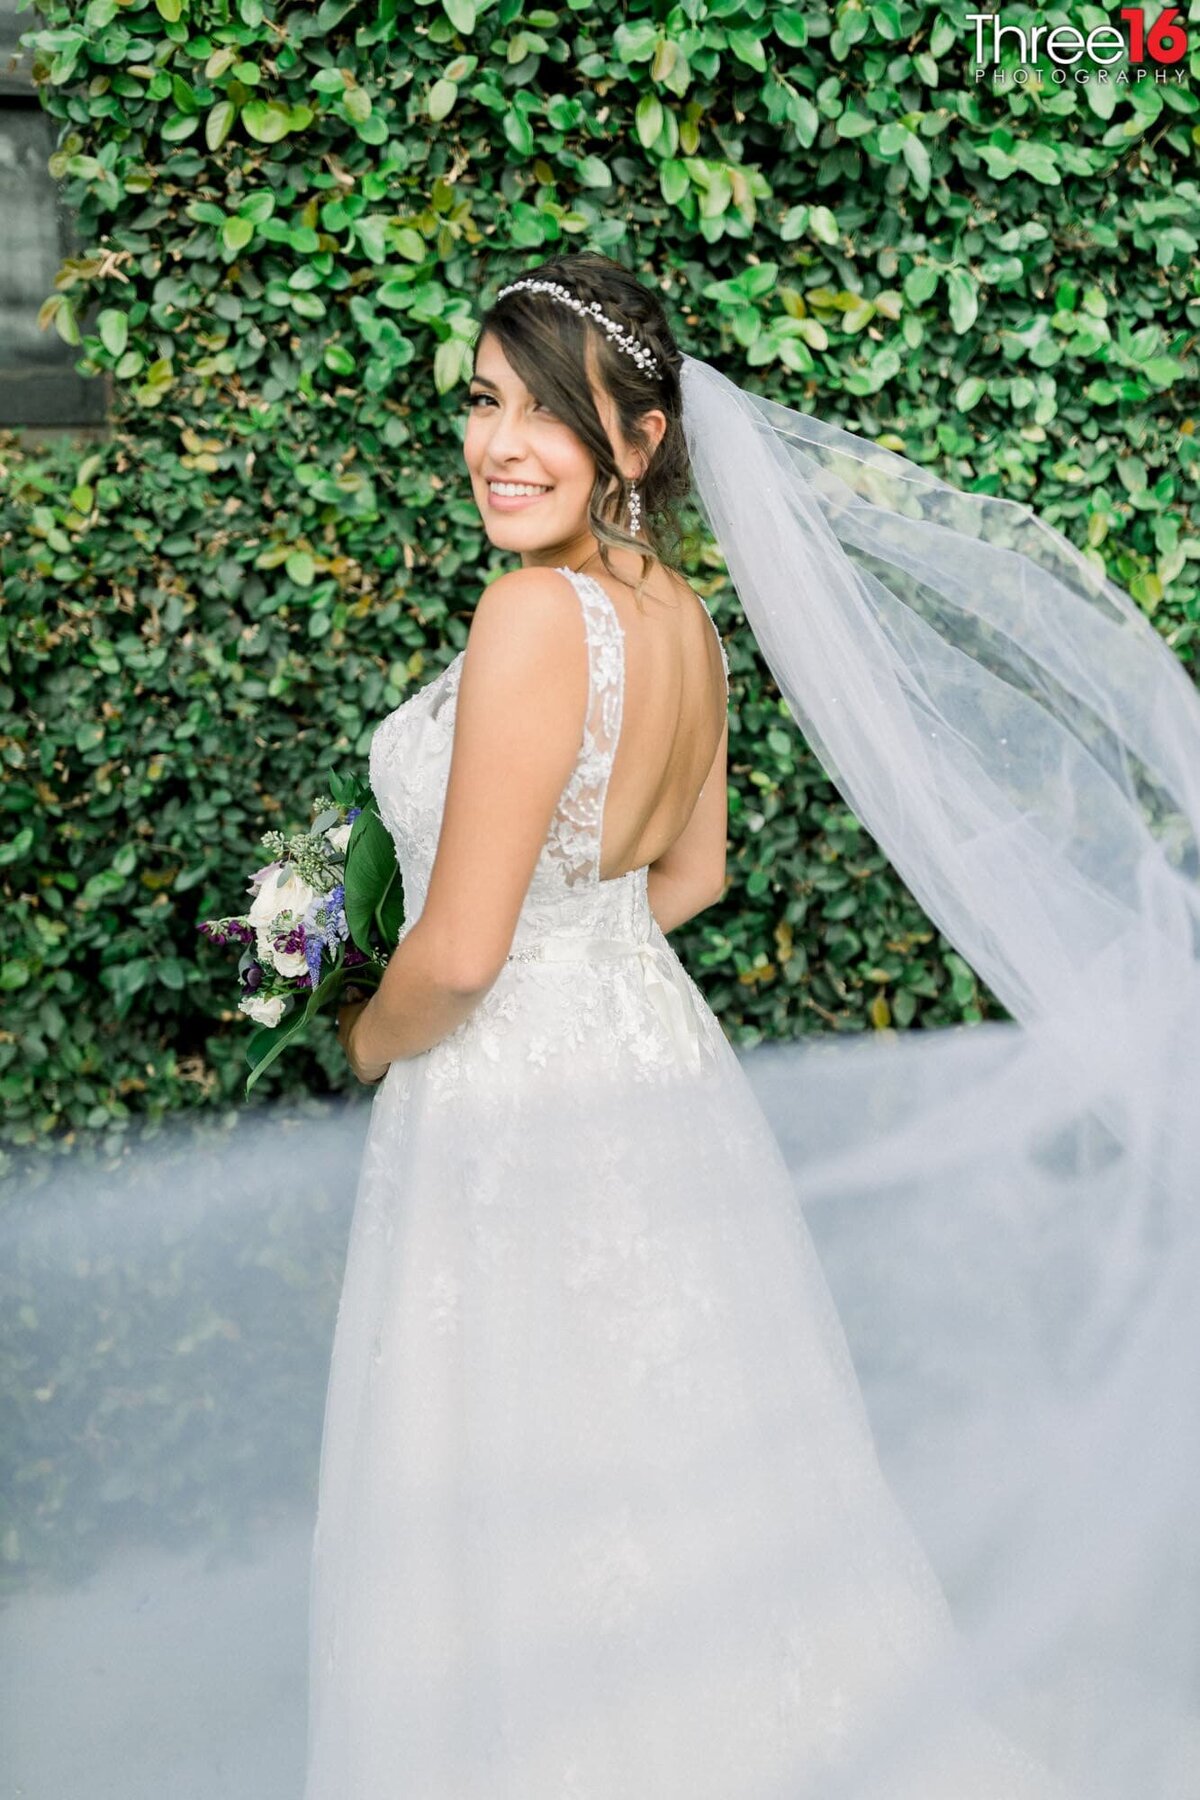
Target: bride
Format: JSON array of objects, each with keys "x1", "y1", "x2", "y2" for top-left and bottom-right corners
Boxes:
[{"x1": 305, "y1": 252, "x2": 1200, "y2": 1798}]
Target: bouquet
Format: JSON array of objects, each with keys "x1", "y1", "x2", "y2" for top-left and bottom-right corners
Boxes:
[{"x1": 199, "y1": 769, "x2": 405, "y2": 1095}]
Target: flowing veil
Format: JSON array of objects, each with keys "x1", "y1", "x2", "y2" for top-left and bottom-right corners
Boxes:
[
  {"x1": 2, "y1": 356, "x2": 1198, "y2": 1800},
  {"x1": 679, "y1": 352, "x2": 1200, "y2": 1795}
]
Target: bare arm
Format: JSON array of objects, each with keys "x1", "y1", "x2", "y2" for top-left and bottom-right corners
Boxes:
[
  {"x1": 347, "y1": 567, "x2": 588, "y2": 1076},
  {"x1": 647, "y1": 716, "x2": 729, "y2": 935}
]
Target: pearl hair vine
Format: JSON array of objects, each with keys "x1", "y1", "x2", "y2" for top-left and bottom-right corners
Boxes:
[{"x1": 494, "y1": 278, "x2": 662, "y2": 378}]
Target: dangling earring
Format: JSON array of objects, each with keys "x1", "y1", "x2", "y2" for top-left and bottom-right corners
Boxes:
[{"x1": 627, "y1": 478, "x2": 642, "y2": 536}]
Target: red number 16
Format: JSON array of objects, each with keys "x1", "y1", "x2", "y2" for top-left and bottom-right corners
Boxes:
[{"x1": 1120, "y1": 7, "x2": 1188, "y2": 62}]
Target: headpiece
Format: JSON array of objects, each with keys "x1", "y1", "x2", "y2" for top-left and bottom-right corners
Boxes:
[{"x1": 494, "y1": 278, "x2": 662, "y2": 378}]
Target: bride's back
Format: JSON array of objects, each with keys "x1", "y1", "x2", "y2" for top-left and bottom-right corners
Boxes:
[{"x1": 584, "y1": 558, "x2": 728, "y2": 883}]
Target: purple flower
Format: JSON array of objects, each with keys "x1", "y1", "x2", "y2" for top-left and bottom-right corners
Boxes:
[
  {"x1": 346, "y1": 807, "x2": 362, "y2": 823},
  {"x1": 322, "y1": 885, "x2": 349, "y2": 945},
  {"x1": 243, "y1": 962, "x2": 264, "y2": 992}
]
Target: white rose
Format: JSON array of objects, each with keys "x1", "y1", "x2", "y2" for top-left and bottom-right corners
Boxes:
[
  {"x1": 247, "y1": 866, "x2": 316, "y2": 930},
  {"x1": 324, "y1": 822, "x2": 353, "y2": 854},
  {"x1": 239, "y1": 993, "x2": 287, "y2": 1028},
  {"x1": 256, "y1": 929, "x2": 309, "y2": 980}
]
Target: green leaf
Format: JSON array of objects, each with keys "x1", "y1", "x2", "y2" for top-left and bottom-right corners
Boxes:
[
  {"x1": 222, "y1": 215, "x2": 255, "y2": 256},
  {"x1": 392, "y1": 227, "x2": 426, "y2": 263},
  {"x1": 738, "y1": 262, "x2": 779, "y2": 300},
  {"x1": 660, "y1": 159, "x2": 689, "y2": 205},
  {"x1": 97, "y1": 309, "x2": 128, "y2": 358},
  {"x1": 0, "y1": 826, "x2": 34, "y2": 868},
  {"x1": 1142, "y1": 357, "x2": 1184, "y2": 388},
  {"x1": 344, "y1": 86, "x2": 372, "y2": 124},
  {"x1": 726, "y1": 30, "x2": 766, "y2": 71},
  {"x1": 434, "y1": 335, "x2": 466, "y2": 393},
  {"x1": 244, "y1": 1003, "x2": 309, "y2": 1097},
  {"x1": 835, "y1": 109, "x2": 875, "y2": 140},
  {"x1": 161, "y1": 113, "x2": 200, "y2": 144},
  {"x1": 807, "y1": 205, "x2": 840, "y2": 245},
  {"x1": 205, "y1": 100, "x2": 235, "y2": 151},
  {"x1": 1129, "y1": 571, "x2": 1163, "y2": 614},
  {"x1": 353, "y1": 215, "x2": 389, "y2": 263},
  {"x1": 503, "y1": 108, "x2": 534, "y2": 157},
  {"x1": 344, "y1": 800, "x2": 402, "y2": 955},
  {"x1": 290, "y1": 290, "x2": 327, "y2": 320},
  {"x1": 636, "y1": 94, "x2": 664, "y2": 150},
  {"x1": 904, "y1": 264, "x2": 938, "y2": 306},
  {"x1": 238, "y1": 191, "x2": 276, "y2": 225},
  {"x1": 1085, "y1": 80, "x2": 1118, "y2": 121},
  {"x1": 613, "y1": 19, "x2": 658, "y2": 62},
  {"x1": 929, "y1": 16, "x2": 955, "y2": 54},
  {"x1": 241, "y1": 100, "x2": 292, "y2": 144},
  {"x1": 901, "y1": 131, "x2": 931, "y2": 193},
  {"x1": 442, "y1": 0, "x2": 476, "y2": 31},
  {"x1": 946, "y1": 267, "x2": 978, "y2": 334},
  {"x1": 576, "y1": 155, "x2": 612, "y2": 188},
  {"x1": 428, "y1": 79, "x2": 458, "y2": 122},
  {"x1": 99, "y1": 957, "x2": 154, "y2": 1014},
  {"x1": 955, "y1": 375, "x2": 987, "y2": 411}
]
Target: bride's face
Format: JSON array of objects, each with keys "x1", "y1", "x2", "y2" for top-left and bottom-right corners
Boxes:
[{"x1": 464, "y1": 331, "x2": 621, "y2": 563}]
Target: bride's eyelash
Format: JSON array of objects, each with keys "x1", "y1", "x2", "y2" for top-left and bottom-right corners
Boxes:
[{"x1": 465, "y1": 392, "x2": 556, "y2": 417}]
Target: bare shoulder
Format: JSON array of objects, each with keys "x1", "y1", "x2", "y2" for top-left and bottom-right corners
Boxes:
[
  {"x1": 466, "y1": 565, "x2": 585, "y2": 668},
  {"x1": 464, "y1": 567, "x2": 585, "y2": 689}
]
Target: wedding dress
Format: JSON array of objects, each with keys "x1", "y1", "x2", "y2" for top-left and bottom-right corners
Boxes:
[{"x1": 303, "y1": 563, "x2": 1070, "y2": 1800}]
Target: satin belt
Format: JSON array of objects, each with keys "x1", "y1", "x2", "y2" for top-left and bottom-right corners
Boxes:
[{"x1": 506, "y1": 935, "x2": 708, "y2": 1076}]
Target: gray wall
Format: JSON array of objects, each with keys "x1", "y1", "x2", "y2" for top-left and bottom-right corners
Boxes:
[{"x1": 1, "y1": 2, "x2": 107, "y2": 429}]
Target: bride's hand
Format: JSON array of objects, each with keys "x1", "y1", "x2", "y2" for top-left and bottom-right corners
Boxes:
[{"x1": 337, "y1": 991, "x2": 391, "y2": 1085}]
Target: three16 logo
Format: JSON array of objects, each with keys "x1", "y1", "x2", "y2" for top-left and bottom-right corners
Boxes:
[{"x1": 968, "y1": 8, "x2": 1189, "y2": 72}]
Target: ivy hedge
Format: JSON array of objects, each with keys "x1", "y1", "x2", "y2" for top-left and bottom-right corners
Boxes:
[{"x1": 3, "y1": 0, "x2": 1198, "y2": 1172}]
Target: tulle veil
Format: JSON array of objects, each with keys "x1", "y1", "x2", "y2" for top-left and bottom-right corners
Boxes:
[
  {"x1": 2, "y1": 354, "x2": 1198, "y2": 1799},
  {"x1": 678, "y1": 351, "x2": 1200, "y2": 1798}
]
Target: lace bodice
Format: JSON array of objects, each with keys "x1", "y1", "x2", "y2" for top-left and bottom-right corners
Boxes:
[
  {"x1": 369, "y1": 566, "x2": 730, "y2": 958},
  {"x1": 366, "y1": 565, "x2": 731, "y2": 1097}
]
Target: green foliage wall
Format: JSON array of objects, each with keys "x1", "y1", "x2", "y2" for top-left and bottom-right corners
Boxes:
[{"x1": 3, "y1": 0, "x2": 1198, "y2": 1168}]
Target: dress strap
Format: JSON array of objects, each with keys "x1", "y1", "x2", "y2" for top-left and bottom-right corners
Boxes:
[{"x1": 551, "y1": 566, "x2": 626, "y2": 888}]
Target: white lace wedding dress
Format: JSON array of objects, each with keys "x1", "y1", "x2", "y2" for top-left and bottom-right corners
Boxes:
[{"x1": 303, "y1": 567, "x2": 1070, "y2": 1799}]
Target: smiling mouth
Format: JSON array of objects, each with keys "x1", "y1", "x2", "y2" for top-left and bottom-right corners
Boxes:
[{"x1": 487, "y1": 482, "x2": 553, "y2": 498}]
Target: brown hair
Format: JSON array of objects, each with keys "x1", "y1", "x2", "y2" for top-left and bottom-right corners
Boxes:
[{"x1": 473, "y1": 252, "x2": 691, "y2": 610}]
